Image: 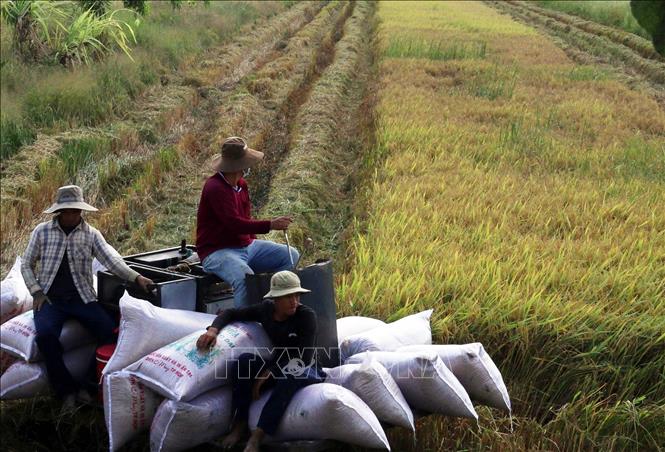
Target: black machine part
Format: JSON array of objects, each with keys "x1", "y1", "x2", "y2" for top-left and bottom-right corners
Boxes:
[
  {"x1": 124, "y1": 244, "x2": 197, "y2": 269},
  {"x1": 97, "y1": 263, "x2": 197, "y2": 311}
]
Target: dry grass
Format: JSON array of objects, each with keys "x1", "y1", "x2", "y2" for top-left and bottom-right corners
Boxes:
[
  {"x1": 338, "y1": 1, "x2": 665, "y2": 450},
  {"x1": 123, "y1": 1, "x2": 352, "y2": 253}
]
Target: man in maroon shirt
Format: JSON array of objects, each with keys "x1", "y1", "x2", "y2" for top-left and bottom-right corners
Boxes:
[{"x1": 196, "y1": 137, "x2": 298, "y2": 307}]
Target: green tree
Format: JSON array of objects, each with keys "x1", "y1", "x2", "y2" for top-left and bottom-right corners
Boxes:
[
  {"x1": 78, "y1": 0, "x2": 110, "y2": 17},
  {"x1": 122, "y1": 0, "x2": 148, "y2": 16},
  {"x1": 630, "y1": 0, "x2": 665, "y2": 56}
]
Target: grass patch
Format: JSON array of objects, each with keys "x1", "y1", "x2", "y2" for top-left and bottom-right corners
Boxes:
[
  {"x1": 0, "y1": 116, "x2": 36, "y2": 160},
  {"x1": 97, "y1": 155, "x2": 148, "y2": 200},
  {"x1": 22, "y1": 73, "x2": 107, "y2": 129},
  {"x1": 567, "y1": 65, "x2": 612, "y2": 81},
  {"x1": 614, "y1": 137, "x2": 665, "y2": 183},
  {"x1": 468, "y1": 64, "x2": 518, "y2": 99},
  {"x1": 385, "y1": 38, "x2": 487, "y2": 60},
  {"x1": 58, "y1": 137, "x2": 112, "y2": 179}
]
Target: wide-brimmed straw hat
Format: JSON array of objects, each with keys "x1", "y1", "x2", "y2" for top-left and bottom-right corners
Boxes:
[
  {"x1": 263, "y1": 271, "x2": 311, "y2": 299},
  {"x1": 44, "y1": 185, "x2": 98, "y2": 214},
  {"x1": 211, "y1": 136, "x2": 264, "y2": 172}
]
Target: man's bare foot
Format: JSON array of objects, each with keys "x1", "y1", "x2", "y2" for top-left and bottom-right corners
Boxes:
[
  {"x1": 243, "y1": 428, "x2": 265, "y2": 452},
  {"x1": 221, "y1": 422, "x2": 247, "y2": 449}
]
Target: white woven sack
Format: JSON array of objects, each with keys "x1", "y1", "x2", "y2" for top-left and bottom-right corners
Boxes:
[
  {"x1": 0, "y1": 345, "x2": 95, "y2": 399},
  {"x1": 324, "y1": 356, "x2": 414, "y2": 430},
  {"x1": 346, "y1": 351, "x2": 477, "y2": 419},
  {"x1": 340, "y1": 310, "x2": 433, "y2": 362},
  {"x1": 103, "y1": 295, "x2": 215, "y2": 375},
  {"x1": 104, "y1": 370, "x2": 162, "y2": 452},
  {"x1": 0, "y1": 310, "x2": 94, "y2": 362},
  {"x1": 127, "y1": 322, "x2": 271, "y2": 401},
  {"x1": 1, "y1": 257, "x2": 33, "y2": 324},
  {"x1": 150, "y1": 386, "x2": 233, "y2": 452},
  {"x1": 398, "y1": 343, "x2": 511, "y2": 411},
  {"x1": 0, "y1": 257, "x2": 105, "y2": 325},
  {"x1": 336, "y1": 316, "x2": 385, "y2": 346},
  {"x1": 249, "y1": 383, "x2": 390, "y2": 450}
]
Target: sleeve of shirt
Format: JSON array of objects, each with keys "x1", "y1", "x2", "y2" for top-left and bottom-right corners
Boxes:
[
  {"x1": 210, "y1": 302, "x2": 264, "y2": 331},
  {"x1": 21, "y1": 226, "x2": 43, "y2": 295},
  {"x1": 91, "y1": 230, "x2": 140, "y2": 283},
  {"x1": 207, "y1": 182, "x2": 271, "y2": 235}
]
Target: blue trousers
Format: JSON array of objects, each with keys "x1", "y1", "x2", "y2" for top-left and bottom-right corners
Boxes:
[
  {"x1": 34, "y1": 298, "x2": 116, "y2": 398},
  {"x1": 202, "y1": 239, "x2": 299, "y2": 308},
  {"x1": 230, "y1": 353, "x2": 324, "y2": 435}
]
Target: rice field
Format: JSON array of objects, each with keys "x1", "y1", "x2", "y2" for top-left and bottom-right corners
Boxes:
[
  {"x1": 337, "y1": 1, "x2": 665, "y2": 450},
  {"x1": 2, "y1": 0, "x2": 664, "y2": 450}
]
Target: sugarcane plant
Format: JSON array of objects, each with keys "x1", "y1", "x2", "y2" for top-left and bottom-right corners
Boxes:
[
  {"x1": 0, "y1": 0, "x2": 67, "y2": 61},
  {"x1": 1, "y1": 0, "x2": 137, "y2": 67},
  {"x1": 51, "y1": 8, "x2": 137, "y2": 67}
]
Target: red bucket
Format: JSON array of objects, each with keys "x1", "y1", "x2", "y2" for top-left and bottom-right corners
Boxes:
[{"x1": 96, "y1": 343, "x2": 117, "y2": 402}]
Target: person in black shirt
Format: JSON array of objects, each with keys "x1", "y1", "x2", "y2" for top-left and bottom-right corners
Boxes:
[{"x1": 196, "y1": 271, "x2": 324, "y2": 452}]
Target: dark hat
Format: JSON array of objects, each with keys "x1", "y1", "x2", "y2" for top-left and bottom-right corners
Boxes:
[{"x1": 211, "y1": 137, "x2": 264, "y2": 172}]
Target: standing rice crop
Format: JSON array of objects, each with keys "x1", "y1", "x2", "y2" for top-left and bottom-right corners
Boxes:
[{"x1": 339, "y1": 1, "x2": 665, "y2": 450}]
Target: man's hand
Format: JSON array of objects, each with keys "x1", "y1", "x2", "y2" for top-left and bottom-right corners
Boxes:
[
  {"x1": 135, "y1": 275, "x2": 155, "y2": 293},
  {"x1": 196, "y1": 327, "x2": 219, "y2": 351},
  {"x1": 32, "y1": 290, "x2": 50, "y2": 311},
  {"x1": 270, "y1": 216, "x2": 293, "y2": 231},
  {"x1": 252, "y1": 369, "x2": 271, "y2": 401}
]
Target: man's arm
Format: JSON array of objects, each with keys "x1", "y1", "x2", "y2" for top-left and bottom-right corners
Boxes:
[
  {"x1": 91, "y1": 229, "x2": 152, "y2": 290},
  {"x1": 197, "y1": 303, "x2": 265, "y2": 350},
  {"x1": 209, "y1": 303, "x2": 264, "y2": 331},
  {"x1": 21, "y1": 227, "x2": 43, "y2": 296}
]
